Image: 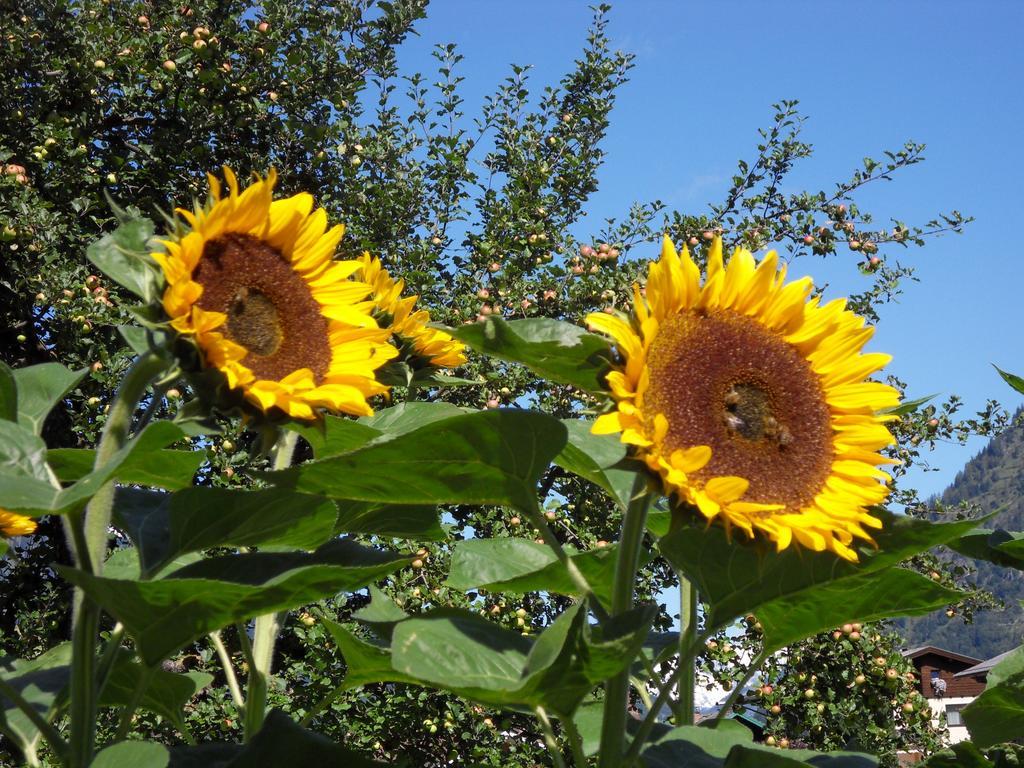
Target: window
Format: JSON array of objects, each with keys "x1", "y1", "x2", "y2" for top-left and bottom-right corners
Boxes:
[{"x1": 946, "y1": 704, "x2": 965, "y2": 726}]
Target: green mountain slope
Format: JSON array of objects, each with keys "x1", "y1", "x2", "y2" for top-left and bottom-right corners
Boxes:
[{"x1": 897, "y1": 409, "x2": 1024, "y2": 660}]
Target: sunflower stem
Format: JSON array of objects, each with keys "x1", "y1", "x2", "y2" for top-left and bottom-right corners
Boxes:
[
  {"x1": 82, "y1": 351, "x2": 169, "y2": 574},
  {"x1": 243, "y1": 430, "x2": 298, "y2": 740},
  {"x1": 534, "y1": 706, "x2": 568, "y2": 768},
  {"x1": 597, "y1": 473, "x2": 651, "y2": 768},
  {"x1": 674, "y1": 576, "x2": 697, "y2": 725},
  {"x1": 68, "y1": 352, "x2": 168, "y2": 768}
]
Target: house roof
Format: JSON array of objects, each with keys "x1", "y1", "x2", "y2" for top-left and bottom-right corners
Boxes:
[
  {"x1": 901, "y1": 646, "x2": 983, "y2": 666},
  {"x1": 955, "y1": 649, "x2": 1016, "y2": 678}
]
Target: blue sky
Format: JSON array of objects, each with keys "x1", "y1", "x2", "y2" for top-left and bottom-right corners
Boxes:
[{"x1": 395, "y1": 0, "x2": 1024, "y2": 498}]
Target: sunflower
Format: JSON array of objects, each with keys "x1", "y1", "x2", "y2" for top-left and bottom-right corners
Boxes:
[
  {"x1": 153, "y1": 168, "x2": 397, "y2": 420},
  {"x1": 356, "y1": 253, "x2": 467, "y2": 369},
  {"x1": 588, "y1": 235, "x2": 899, "y2": 562},
  {"x1": 0, "y1": 509, "x2": 36, "y2": 538}
]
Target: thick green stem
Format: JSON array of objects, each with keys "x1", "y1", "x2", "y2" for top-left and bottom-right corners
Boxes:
[
  {"x1": 674, "y1": 577, "x2": 697, "y2": 725},
  {"x1": 243, "y1": 430, "x2": 298, "y2": 740},
  {"x1": 562, "y1": 714, "x2": 589, "y2": 768},
  {"x1": 67, "y1": 352, "x2": 167, "y2": 768},
  {"x1": 534, "y1": 706, "x2": 568, "y2": 768},
  {"x1": 210, "y1": 631, "x2": 245, "y2": 711},
  {"x1": 83, "y1": 352, "x2": 168, "y2": 575},
  {"x1": 68, "y1": 600, "x2": 100, "y2": 768},
  {"x1": 597, "y1": 474, "x2": 650, "y2": 768}
]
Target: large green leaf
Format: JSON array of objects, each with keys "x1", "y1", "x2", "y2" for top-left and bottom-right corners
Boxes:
[
  {"x1": 113, "y1": 487, "x2": 339, "y2": 577},
  {"x1": 451, "y1": 316, "x2": 612, "y2": 393},
  {"x1": 12, "y1": 362, "x2": 87, "y2": 435},
  {"x1": 390, "y1": 606, "x2": 592, "y2": 714},
  {"x1": 949, "y1": 528, "x2": 1024, "y2": 570},
  {"x1": 641, "y1": 723, "x2": 876, "y2": 768},
  {"x1": 227, "y1": 709, "x2": 391, "y2": 767},
  {"x1": 101, "y1": 652, "x2": 213, "y2": 732},
  {"x1": 86, "y1": 214, "x2": 162, "y2": 302},
  {"x1": 48, "y1": 447, "x2": 203, "y2": 490},
  {"x1": 105, "y1": 711, "x2": 397, "y2": 768},
  {"x1": 963, "y1": 680, "x2": 1024, "y2": 748},
  {"x1": 755, "y1": 568, "x2": 961, "y2": 653},
  {"x1": 0, "y1": 360, "x2": 16, "y2": 422},
  {"x1": 360, "y1": 401, "x2": 467, "y2": 435},
  {"x1": 554, "y1": 419, "x2": 639, "y2": 510},
  {"x1": 961, "y1": 642, "x2": 1024, "y2": 748},
  {"x1": 0, "y1": 642, "x2": 71, "y2": 754},
  {"x1": 289, "y1": 416, "x2": 381, "y2": 459},
  {"x1": 995, "y1": 366, "x2": 1024, "y2": 396},
  {"x1": 987, "y1": 643, "x2": 1024, "y2": 687},
  {"x1": 922, "y1": 742, "x2": 1024, "y2": 768},
  {"x1": 446, "y1": 538, "x2": 618, "y2": 605},
  {"x1": 0, "y1": 420, "x2": 50, "y2": 482},
  {"x1": 268, "y1": 409, "x2": 567, "y2": 513},
  {"x1": 59, "y1": 540, "x2": 408, "y2": 665},
  {"x1": 334, "y1": 500, "x2": 445, "y2": 540},
  {"x1": 351, "y1": 585, "x2": 409, "y2": 631},
  {"x1": 0, "y1": 421, "x2": 186, "y2": 514},
  {"x1": 91, "y1": 741, "x2": 170, "y2": 768},
  {"x1": 321, "y1": 620, "x2": 418, "y2": 690},
  {"x1": 660, "y1": 509, "x2": 980, "y2": 630}
]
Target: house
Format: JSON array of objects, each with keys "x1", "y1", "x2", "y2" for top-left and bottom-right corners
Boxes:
[{"x1": 902, "y1": 646, "x2": 987, "y2": 744}]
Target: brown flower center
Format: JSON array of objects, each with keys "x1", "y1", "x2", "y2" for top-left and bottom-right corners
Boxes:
[
  {"x1": 193, "y1": 233, "x2": 331, "y2": 382},
  {"x1": 644, "y1": 309, "x2": 833, "y2": 511}
]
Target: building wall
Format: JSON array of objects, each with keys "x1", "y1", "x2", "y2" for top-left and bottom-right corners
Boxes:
[
  {"x1": 926, "y1": 696, "x2": 973, "y2": 744},
  {"x1": 913, "y1": 652, "x2": 986, "y2": 698}
]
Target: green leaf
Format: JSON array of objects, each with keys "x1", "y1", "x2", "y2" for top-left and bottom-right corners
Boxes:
[
  {"x1": 90, "y1": 741, "x2": 170, "y2": 768},
  {"x1": 113, "y1": 487, "x2": 339, "y2": 577},
  {"x1": 451, "y1": 316, "x2": 612, "y2": 393},
  {"x1": 554, "y1": 419, "x2": 639, "y2": 510},
  {"x1": 289, "y1": 416, "x2": 381, "y2": 459},
  {"x1": 987, "y1": 643, "x2": 1024, "y2": 687},
  {"x1": 641, "y1": 724, "x2": 876, "y2": 768},
  {"x1": 950, "y1": 528, "x2": 1024, "y2": 570},
  {"x1": 360, "y1": 400, "x2": 467, "y2": 435},
  {"x1": 0, "y1": 642, "x2": 71, "y2": 754},
  {"x1": 12, "y1": 362, "x2": 87, "y2": 435},
  {"x1": 225, "y1": 709, "x2": 391, "y2": 767},
  {"x1": 47, "y1": 447, "x2": 203, "y2": 490},
  {"x1": 321, "y1": 619, "x2": 417, "y2": 690},
  {"x1": 0, "y1": 420, "x2": 50, "y2": 482},
  {"x1": 995, "y1": 365, "x2": 1024, "y2": 396},
  {"x1": 59, "y1": 540, "x2": 408, "y2": 665},
  {"x1": 390, "y1": 606, "x2": 591, "y2": 714},
  {"x1": 0, "y1": 360, "x2": 16, "y2": 422},
  {"x1": 0, "y1": 420, "x2": 185, "y2": 514},
  {"x1": 755, "y1": 568, "x2": 962, "y2": 653},
  {"x1": 334, "y1": 500, "x2": 445, "y2": 540},
  {"x1": 882, "y1": 393, "x2": 937, "y2": 417},
  {"x1": 351, "y1": 585, "x2": 409, "y2": 630},
  {"x1": 268, "y1": 409, "x2": 567, "y2": 513},
  {"x1": 86, "y1": 215, "x2": 162, "y2": 302},
  {"x1": 581, "y1": 604, "x2": 657, "y2": 682},
  {"x1": 963, "y1": 680, "x2": 1024, "y2": 748},
  {"x1": 446, "y1": 538, "x2": 618, "y2": 605},
  {"x1": 100, "y1": 652, "x2": 212, "y2": 732},
  {"x1": 642, "y1": 723, "x2": 752, "y2": 768},
  {"x1": 659, "y1": 509, "x2": 979, "y2": 631}
]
